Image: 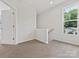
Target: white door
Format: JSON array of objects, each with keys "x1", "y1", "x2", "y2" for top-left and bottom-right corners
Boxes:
[{"x1": 1, "y1": 9, "x2": 16, "y2": 44}]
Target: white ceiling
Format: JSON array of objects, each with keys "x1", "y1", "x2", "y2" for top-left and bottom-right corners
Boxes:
[
  {"x1": 19, "y1": 0, "x2": 65, "y2": 14},
  {"x1": 3, "y1": 0, "x2": 66, "y2": 14}
]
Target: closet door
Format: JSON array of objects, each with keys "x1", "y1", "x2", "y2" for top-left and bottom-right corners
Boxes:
[{"x1": 1, "y1": 10, "x2": 16, "y2": 44}]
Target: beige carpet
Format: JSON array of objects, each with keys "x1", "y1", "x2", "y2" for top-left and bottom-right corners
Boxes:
[{"x1": 0, "y1": 40, "x2": 79, "y2": 58}]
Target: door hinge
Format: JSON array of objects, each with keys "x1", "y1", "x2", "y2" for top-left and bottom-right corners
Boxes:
[
  {"x1": 13, "y1": 25, "x2": 15, "y2": 28},
  {"x1": 13, "y1": 37, "x2": 15, "y2": 40},
  {"x1": 12, "y1": 12, "x2": 15, "y2": 15}
]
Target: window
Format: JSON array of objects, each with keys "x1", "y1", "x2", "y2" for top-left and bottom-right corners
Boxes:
[{"x1": 64, "y1": 4, "x2": 78, "y2": 35}]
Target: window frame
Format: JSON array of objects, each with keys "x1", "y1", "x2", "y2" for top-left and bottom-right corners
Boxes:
[{"x1": 62, "y1": 3, "x2": 79, "y2": 36}]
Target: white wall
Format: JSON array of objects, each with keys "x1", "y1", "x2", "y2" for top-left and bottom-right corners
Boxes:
[
  {"x1": 35, "y1": 29, "x2": 48, "y2": 44},
  {"x1": 37, "y1": 0, "x2": 79, "y2": 45},
  {"x1": 16, "y1": 7, "x2": 36, "y2": 44},
  {"x1": 14, "y1": 1, "x2": 36, "y2": 44}
]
